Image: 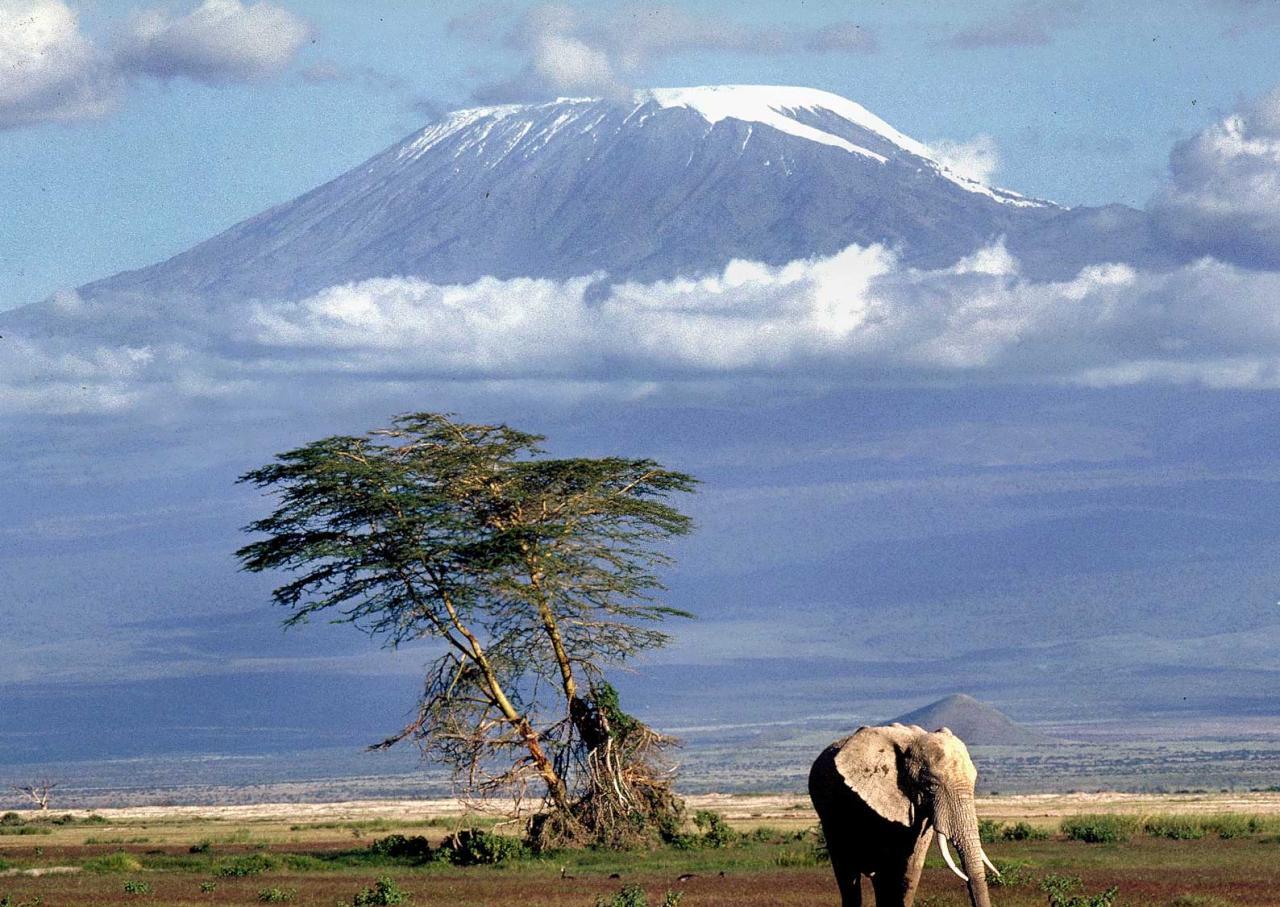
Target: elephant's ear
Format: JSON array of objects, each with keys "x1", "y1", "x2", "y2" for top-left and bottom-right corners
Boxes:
[{"x1": 834, "y1": 725, "x2": 915, "y2": 827}]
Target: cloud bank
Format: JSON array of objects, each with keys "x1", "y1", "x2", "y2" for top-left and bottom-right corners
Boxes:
[
  {"x1": 0, "y1": 0, "x2": 309, "y2": 129},
  {"x1": 10, "y1": 239, "x2": 1280, "y2": 421}
]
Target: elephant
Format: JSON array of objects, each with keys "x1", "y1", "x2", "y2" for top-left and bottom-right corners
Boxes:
[{"x1": 809, "y1": 723, "x2": 998, "y2": 907}]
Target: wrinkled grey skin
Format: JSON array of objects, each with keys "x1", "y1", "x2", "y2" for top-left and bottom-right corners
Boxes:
[{"x1": 809, "y1": 724, "x2": 992, "y2": 907}]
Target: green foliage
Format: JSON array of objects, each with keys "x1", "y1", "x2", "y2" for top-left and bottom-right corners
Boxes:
[
  {"x1": 1040, "y1": 875, "x2": 1119, "y2": 907},
  {"x1": 1144, "y1": 816, "x2": 1206, "y2": 840},
  {"x1": 0, "y1": 857, "x2": 8, "y2": 872},
  {"x1": 0, "y1": 826, "x2": 49, "y2": 836},
  {"x1": 438, "y1": 829, "x2": 527, "y2": 865},
  {"x1": 1060, "y1": 814, "x2": 1137, "y2": 843},
  {"x1": 367, "y1": 834, "x2": 432, "y2": 862},
  {"x1": 1165, "y1": 896, "x2": 1235, "y2": 907},
  {"x1": 1003, "y1": 821, "x2": 1049, "y2": 841},
  {"x1": 189, "y1": 840, "x2": 212, "y2": 853},
  {"x1": 692, "y1": 810, "x2": 737, "y2": 848},
  {"x1": 987, "y1": 858, "x2": 1033, "y2": 887},
  {"x1": 200, "y1": 881, "x2": 217, "y2": 892},
  {"x1": 122, "y1": 880, "x2": 151, "y2": 894},
  {"x1": 661, "y1": 893, "x2": 682, "y2": 907},
  {"x1": 83, "y1": 852, "x2": 143, "y2": 873},
  {"x1": 349, "y1": 877, "x2": 410, "y2": 906},
  {"x1": 978, "y1": 818, "x2": 1003, "y2": 843},
  {"x1": 257, "y1": 887, "x2": 296, "y2": 902},
  {"x1": 217, "y1": 853, "x2": 277, "y2": 876},
  {"x1": 0, "y1": 813, "x2": 23, "y2": 826},
  {"x1": 596, "y1": 885, "x2": 649, "y2": 907}
]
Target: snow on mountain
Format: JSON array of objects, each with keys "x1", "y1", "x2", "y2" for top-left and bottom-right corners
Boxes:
[{"x1": 73, "y1": 85, "x2": 1155, "y2": 306}]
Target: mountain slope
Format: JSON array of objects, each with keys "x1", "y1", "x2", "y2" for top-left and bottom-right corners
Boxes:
[
  {"x1": 886, "y1": 693, "x2": 1051, "y2": 745},
  {"x1": 77, "y1": 85, "x2": 1147, "y2": 306}
]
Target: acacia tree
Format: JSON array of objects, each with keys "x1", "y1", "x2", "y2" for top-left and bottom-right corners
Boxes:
[{"x1": 236, "y1": 413, "x2": 696, "y2": 846}]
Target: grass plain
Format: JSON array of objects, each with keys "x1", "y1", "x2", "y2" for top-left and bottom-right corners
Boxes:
[{"x1": 1, "y1": 793, "x2": 1278, "y2": 906}]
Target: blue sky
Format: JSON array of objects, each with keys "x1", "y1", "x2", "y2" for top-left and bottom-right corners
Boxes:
[
  {"x1": 5, "y1": 0, "x2": 1280, "y2": 310},
  {"x1": 4, "y1": 0, "x2": 1280, "y2": 775}
]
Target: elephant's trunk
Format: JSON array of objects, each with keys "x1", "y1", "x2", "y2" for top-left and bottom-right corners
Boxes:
[{"x1": 936, "y1": 788, "x2": 993, "y2": 907}]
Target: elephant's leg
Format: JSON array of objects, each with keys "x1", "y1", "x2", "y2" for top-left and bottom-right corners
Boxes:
[
  {"x1": 900, "y1": 828, "x2": 934, "y2": 907},
  {"x1": 828, "y1": 854, "x2": 862, "y2": 907},
  {"x1": 871, "y1": 829, "x2": 932, "y2": 907}
]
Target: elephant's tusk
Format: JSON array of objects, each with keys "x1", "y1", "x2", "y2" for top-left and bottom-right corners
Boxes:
[
  {"x1": 937, "y1": 833, "x2": 969, "y2": 883},
  {"x1": 981, "y1": 849, "x2": 1001, "y2": 877}
]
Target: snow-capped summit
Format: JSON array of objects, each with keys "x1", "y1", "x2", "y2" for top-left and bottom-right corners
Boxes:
[{"x1": 75, "y1": 85, "x2": 1142, "y2": 305}]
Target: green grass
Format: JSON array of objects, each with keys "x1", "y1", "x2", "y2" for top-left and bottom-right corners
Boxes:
[{"x1": 83, "y1": 851, "x2": 144, "y2": 873}]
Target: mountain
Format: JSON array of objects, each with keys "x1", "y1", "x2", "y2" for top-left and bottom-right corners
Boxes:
[
  {"x1": 76, "y1": 85, "x2": 1164, "y2": 306},
  {"x1": 886, "y1": 693, "x2": 1051, "y2": 746}
]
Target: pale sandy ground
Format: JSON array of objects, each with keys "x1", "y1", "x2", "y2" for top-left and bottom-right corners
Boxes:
[{"x1": 30, "y1": 791, "x2": 1280, "y2": 825}]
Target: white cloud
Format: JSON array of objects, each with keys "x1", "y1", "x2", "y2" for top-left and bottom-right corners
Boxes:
[
  {"x1": 0, "y1": 0, "x2": 118, "y2": 128},
  {"x1": 13, "y1": 243, "x2": 1280, "y2": 420},
  {"x1": 928, "y1": 133, "x2": 1001, "y2": 184},
  {"x1": 0, "y1": 0, "x2": 310, "y2": 130},
  {"x1": 118, "y1": 0, "x2": 311, "y2": 84},
  {"x1": 1150, "y1": 88, "x2": 1280, "y2": 268},
  {"x1": 468, "y1": 3, "x2": 879, "y2": 103}
]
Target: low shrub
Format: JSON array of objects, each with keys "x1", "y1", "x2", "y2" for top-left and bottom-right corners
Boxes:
[
  {"x1": 122, "y1": 880, "x2": 151, "y2": 895},
  {"x1": 0, "y1": 813, "x2": 23, "y2": 827},
  {"x1": 189, "y1": 840, "x2": 213, "y2": 854},
  {"x1": 1041, "y1": 875, "x2": 1119, "y2": 907},
  {"x1": 0, "y1": 827, "x2": 48, "y2": 837},
  {"x1": 596, "y1": 886, "x2": 648, "y2": 907},
  {"x1": 199, "y1": 881, "x2": 217, "y2": 893},
  {"x1": 1144, "y1": 816, "x2": 1206, "y2": 840},
  {"x1": 349, "y1": 877, "x2": 410, "y2": 906},
  {"x1": 1060, "y1": 815, "x2": 1136, "y2": 844},
  {"x1": 367, "y1": 834, "x2": 432, "y2": 862},
  {"x1": 692, "y1": 810, "x2": 738, "y2": 848},
  {"x1": 438, "y1": 829, "x2": 526, "y2": 866},
  {"x1": 0, "y1": 857, "x2": 8, "y2": 872},
  {"x1": 258, "y1": 887, "x2": 296, "y2": 902},
  {"x1": 987, "y1": 858, "x2": 1034, "y2": 887},
  {"x1": 84, "y1": 852, "x2": 143, "y2": 873},
  {"x1": 978, "y1": 819, "x2": 1003, "y2": 843},
  {"x1": 217, "y1": 853, "x2": 276, "y2": 877},
  {"x1": 1165, "y1": 896, "x2": 1235, "y2": 907},
  {"x1": 1002, "y1": 821, "x2": 1049, "y2": 841},
  {"x1": 1202, "y1": 814, "x2": 1268, "y2": 838}
]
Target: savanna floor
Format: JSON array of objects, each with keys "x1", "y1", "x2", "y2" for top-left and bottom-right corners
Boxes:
[{"x1": 1, "y1": 793, "x2": 1278, "y2": 906}]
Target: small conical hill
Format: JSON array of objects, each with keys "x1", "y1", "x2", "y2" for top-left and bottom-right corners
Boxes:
[{"x1": 886, "y1": 693, "x2": 1050, "y2": 745}]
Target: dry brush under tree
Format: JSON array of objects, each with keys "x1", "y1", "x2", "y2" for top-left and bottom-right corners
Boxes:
[{"x1": 237, "y1": 413, "x2": 696, "y2": 848}]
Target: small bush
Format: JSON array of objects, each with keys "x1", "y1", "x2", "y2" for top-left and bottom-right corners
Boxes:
[
  {"x1": 0, "y1": 813, "x2": 23, "y2": 827},
  {"x1": 596, "y1": 885, "x2": 648, "y2": 907},
  {"x1": 978, "y1": 819, "x2": 1003, "y2": 843},
  {"x1": 199, "y1": 881, "x2": 217, "y2": 893},
  {"x1": 1002, "y1": 821, "x2": 1049, "y2": 841},
  {"x1": 1165, "y1": 896, "x2": 1235, "y2": 907},
  {"x1": 438, "y1": 829, "x2": 526, "y2": 866},
  {"x1": 349, "y1": 877, "x2": 410, "y2": 906},
  {"x1": 258, "y1": 887, "x2": 296, "y2": 902},
  {"x1": 0, "y1": 857, "x2": 8, "y2": 872},
  {"x1": 84, "y1": 852, "x2": 143, "y2": 873},
  {"x1": 1203, "y1": 814, "x2": 1266, "y2": 839},
  {"x1": 122, "y1": 880, "x2": 151, "y2": 895},
  {"x1": 189, "y1": 840, "x2": 212, "y2": 854},
  {"x1": 1041, "y1": 875, "x2": 1119, "y2": 907},
  {"x1": 1144, "y1": 816, "x2": 1206, "y2": 840},
  {"x1": 367, "y1": 834, "x2": 432, "y2": 861},
  {"x1": 987, "y1": 858, "x2": 1033, "y2": 887},
  {"x1": 662, "y1": 893, "x2": 682, "y2": 907},
  {"x1": 217, "y1": 853, "x2": 276, "y2": 877},
  {"x1": 0, "y1": 827, "x2": 48, "y2": 837},
  {"x1": 1060, "y1": 815, "x2": 1136, "y2": 843},
  {"x1": 692, "y1": 810, "x2": 737, "y2": 848}
]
